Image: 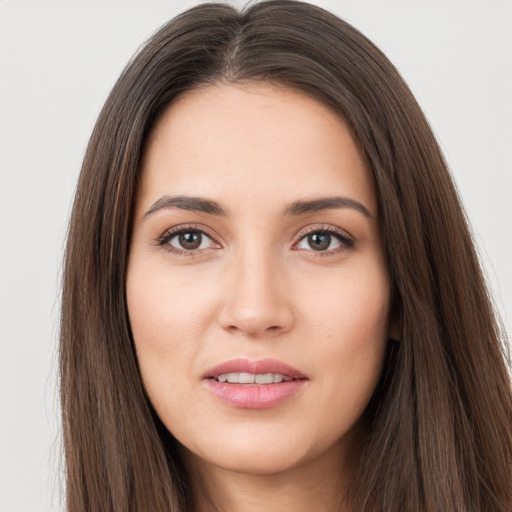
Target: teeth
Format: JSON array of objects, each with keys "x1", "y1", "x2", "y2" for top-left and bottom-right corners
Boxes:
[
  {"x1": 238, "y1": 372, "x2": 255, "y2": 384},
  {"x1": 255, "y1": 374, "x2": 273, "y2": 384},
  {"x1": 216, "y1": 372, "x2": 293, "y2": 384}
]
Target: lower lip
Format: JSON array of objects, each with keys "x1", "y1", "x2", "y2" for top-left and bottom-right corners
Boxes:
[{"x1": 204, "y1": 379, "x2": 307, "y2": 409}]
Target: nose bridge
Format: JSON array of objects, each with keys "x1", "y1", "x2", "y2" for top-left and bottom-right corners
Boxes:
[{"x1": 218, "y1": 237, "x2": 293, "y2": 337}]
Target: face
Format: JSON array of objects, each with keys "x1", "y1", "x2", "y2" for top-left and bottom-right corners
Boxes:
[{"x1": 127, "y1": 83, "x2": 393, "y2": 477}]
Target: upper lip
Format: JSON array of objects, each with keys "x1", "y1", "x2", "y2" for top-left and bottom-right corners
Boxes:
[{"x1": 203, "y1": 358, "x2": 307, "y2": 380}]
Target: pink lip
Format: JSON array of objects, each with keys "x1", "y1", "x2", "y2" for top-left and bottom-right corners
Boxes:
[{"x1": 203, "y1": 358, "x2": 308, "y2": 409}]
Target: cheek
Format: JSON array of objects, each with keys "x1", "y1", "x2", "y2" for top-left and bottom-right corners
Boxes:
[
  {"x1": 303, "y1": 258, "x2": 390, "y2": 344},
  {"x1": 127, "y1": 262, "x2": 210, "y2": 348},
  {"x1": 126, "y1": 262, "x2": 204, "y2": 394},
  {"x1": 302, "y1": 263, "x2": 390, "y2": 421},
  {"x1": 126, "y1": 275, "x2": 199, "y2": 431}
]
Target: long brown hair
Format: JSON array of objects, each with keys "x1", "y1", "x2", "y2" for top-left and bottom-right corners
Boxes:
[{"x1": 60, "y1": 1, "x2": 512, "y2": 510}]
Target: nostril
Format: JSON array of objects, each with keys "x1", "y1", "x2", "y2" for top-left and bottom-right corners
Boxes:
[{"x1": 217, "y1": 296, "x2": 295, "y2": 337}]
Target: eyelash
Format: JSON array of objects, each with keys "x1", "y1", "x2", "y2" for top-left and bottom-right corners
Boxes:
[
  {"x1": 156, "y1": 224, "x2": 355, "y2": 258},
  {"x1": 296, "y1": 225, "x2": 355, "y2": 255},
  {"x1": 156, "y1": 224, "x2": 218, "y2": 258}
]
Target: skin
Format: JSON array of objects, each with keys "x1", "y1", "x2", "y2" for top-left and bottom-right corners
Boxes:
[{"x1": 127, "y1": 82, "x2": 396, "y2": 512}]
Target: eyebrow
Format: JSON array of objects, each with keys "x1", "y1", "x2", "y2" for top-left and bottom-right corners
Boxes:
[
  {"x1": 143, "y1": 194, "x2": 372, "y2": 219},
  {"x1": 144, "y1": 195, "x2": 227, "y2": 217},
  {"x1": 283, "y1": 196, "x2": 372, "y2": 218}
]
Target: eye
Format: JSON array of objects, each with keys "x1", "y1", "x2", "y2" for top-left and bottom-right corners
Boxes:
[
  {"x1": 170, "y1": 230, "x2": 211, "y2": 251},
  {"x1": 157, "y1": 225, "x2": 217, "y2": 255},
  {"x1": 295, "y1": 227, "x2": 354, "y2": 254}
]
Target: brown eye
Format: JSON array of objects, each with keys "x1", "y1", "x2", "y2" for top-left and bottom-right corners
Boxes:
[
  {"x1": 308, "y1": 233, "x2": 332, "y2": 251},
  {"x1": 176, "y1": 232, "x2": 202, "y2": 250},
  {"x1": 298, "y1": 231, "x2": 342, "y2": 252},
  {"x1": 296, "y1": 228, "x2": 354, "y2": 254},
  {"x1": 162, "y1": 229, "x2": 215, "y2": 252}
]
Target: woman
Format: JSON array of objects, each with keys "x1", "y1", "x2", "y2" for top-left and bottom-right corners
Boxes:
[{"x1": 60, "y1": 1, "x2": 512, "y2": 510}]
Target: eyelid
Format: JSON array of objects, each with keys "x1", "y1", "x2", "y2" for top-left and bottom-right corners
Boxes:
[
  {"x1": 293, "y1": 224, "x2": 355, "y2": 255},
  {"x1": 156, "y1": 223, "x2": 355, "y2": 257},
  {"x1": 156, "y1": 224, "x2": 220, "y2": 256}
]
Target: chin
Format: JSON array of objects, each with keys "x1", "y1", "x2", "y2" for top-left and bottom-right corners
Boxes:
[
  {"x1": 189, "y1": 442, "x2": 309, "y2": 476},
  {"x1": 176, "y1": 420, "x2": 351, "y2": 478}
]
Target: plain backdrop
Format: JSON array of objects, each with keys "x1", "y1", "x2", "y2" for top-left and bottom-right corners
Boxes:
[{"x1": 1, "y1": 1, "x2": 511, "y2": 510}]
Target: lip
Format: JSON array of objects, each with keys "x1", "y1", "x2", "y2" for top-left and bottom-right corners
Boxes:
[
  {"x1": 203, "y1": 358, "x2": 307, "y2": 380},
  {"x1": 203, "y1": 358, "x2": 308, "y2": 409}
]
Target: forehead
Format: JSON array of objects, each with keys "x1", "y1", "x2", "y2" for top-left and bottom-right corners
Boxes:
[{"x1": 138, "y1": 82, "x2": 377, "y2": 217}]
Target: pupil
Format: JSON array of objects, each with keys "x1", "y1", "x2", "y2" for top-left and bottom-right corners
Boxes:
[
  {"x1": 309, "y1": 233, "x2": 330, "y2": 251},
  {"x1": 179, "y1": 232, "x2": 201, "y2": 250}
]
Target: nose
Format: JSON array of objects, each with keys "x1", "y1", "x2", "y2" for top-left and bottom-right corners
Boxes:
[{"x1": 217, "y1": 245, "x2": 295, "y2": 339}]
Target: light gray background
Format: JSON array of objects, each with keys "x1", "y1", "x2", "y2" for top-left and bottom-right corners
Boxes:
[{"x1": 1, "y1": 1, "x2": 511, "y2": 511}]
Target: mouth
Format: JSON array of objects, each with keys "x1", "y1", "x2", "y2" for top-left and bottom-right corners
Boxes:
[
  {"x1": 203, "y1": 358, "x2": 308, "y2": 409},
  {"x1": 204, "y1": 357, "x2": 307, "y2": 382},
  {"x1": 215, "y1": 372, "x2": 294, "y2": 384}
]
